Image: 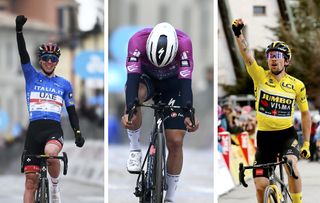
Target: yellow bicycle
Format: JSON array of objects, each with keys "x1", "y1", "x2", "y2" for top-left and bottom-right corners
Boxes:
[{"x1": 239, "y1": 156, "x2": 299, "y2": 203}]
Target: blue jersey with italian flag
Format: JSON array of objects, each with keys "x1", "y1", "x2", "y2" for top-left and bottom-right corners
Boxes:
[{"x1": 22, "y1": 62, "x2": 75, "y2": 122}]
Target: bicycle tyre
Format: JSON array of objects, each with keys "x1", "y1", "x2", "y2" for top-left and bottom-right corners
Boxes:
[
  {"x1": 152, "y1": 132, "x2": 164, "y2": 203},
  {"x1": 263, "y1": 186, "x2": 278, "y2": 203},
  {"x1": 37, "y1": 178, "x2": 49, "y2": 203}
]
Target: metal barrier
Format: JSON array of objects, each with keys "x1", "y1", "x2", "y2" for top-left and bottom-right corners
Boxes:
[{"x1": 63, "y1": 140, "x2": 104, "y2": 186}]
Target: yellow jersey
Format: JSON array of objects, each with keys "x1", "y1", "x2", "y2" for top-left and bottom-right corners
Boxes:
[{"x1": 246, "y1": 60, "x2": 308, "y2": 131}]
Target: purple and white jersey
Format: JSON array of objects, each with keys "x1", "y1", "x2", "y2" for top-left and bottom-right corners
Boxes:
[
  {"x1": 126, "y1": 28, "x2": 194, "y2": 80},
  {"x1": 125, "y1": 28, "x2": 194, "y2": 110}
]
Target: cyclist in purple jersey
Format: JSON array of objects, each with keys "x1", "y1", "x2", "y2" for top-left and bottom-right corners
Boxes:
[
  {"x1": 121, "y1": 22, "x2": 199, "y2": 202},
  {"x1": 16, "y1": 15, "x2": 85, "y2": 203}
]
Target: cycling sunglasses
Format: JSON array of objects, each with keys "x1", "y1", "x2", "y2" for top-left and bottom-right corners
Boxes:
[
  {"x1": 40, "y1": 54, "x2": 59, "y2": 63},
  {"x1": 266, "y1": 51, "x2": 284, "y2": 59}
]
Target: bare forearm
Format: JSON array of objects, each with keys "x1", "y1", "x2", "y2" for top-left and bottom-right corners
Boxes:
[
  {"x1": 235, "y1": 34, "x2": 255, "y2": 66},
  {"x1": 301, "y1": 111, "x2": 311, "y2": 142}
]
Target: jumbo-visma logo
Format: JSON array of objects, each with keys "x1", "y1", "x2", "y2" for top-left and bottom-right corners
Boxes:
[
  {"x1": 74, "y1": 51, "x2": 104, "y2": 79},
  {"x1": 258, "y1": 90, "x2": 294, "y2": 117}
]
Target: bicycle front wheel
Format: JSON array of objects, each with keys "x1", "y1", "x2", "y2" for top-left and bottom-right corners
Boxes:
[
  {"x1": 152, "y1": 131, "x2": 164, "y2": 203},
  {"x1": 36, "y1": 178, "x2": 49, "y2": 203},
  {"x1": 263, "y1": 186, "x2": 279, "y2": 203}
]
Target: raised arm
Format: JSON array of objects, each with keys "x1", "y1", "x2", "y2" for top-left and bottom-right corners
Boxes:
[
  {"x1": 15, "y1": 15, "x2": 30, "y2": 64},
  {"x1": 232, "y1": 18, "x2": 255, "y2": 66}
]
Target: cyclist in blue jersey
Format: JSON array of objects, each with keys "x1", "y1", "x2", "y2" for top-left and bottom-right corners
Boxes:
[
  {"x1": 121, "y1": 22, "x2": 199, "y2": 203},
  {"x1": 16, "y1": 15, "x2": 85, "y2": 203}
]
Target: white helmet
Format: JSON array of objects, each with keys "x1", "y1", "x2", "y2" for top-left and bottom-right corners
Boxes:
[{"x1": 146, "y1": 22, "x2": 178, "y2": 67}]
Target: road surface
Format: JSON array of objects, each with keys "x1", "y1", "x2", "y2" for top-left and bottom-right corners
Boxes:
[
  {"x1": 108, "y1": 145, "x2": 214, "y2": 203},
  {"x1": 0, "y1": 174, "x2": 103, "y2": 202}
]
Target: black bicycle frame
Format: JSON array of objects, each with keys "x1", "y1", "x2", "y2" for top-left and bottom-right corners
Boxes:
[
  {"x1": 239, "y1": 156, "x2": 299, "y2": 203},
  {"x1": 21, "y1": 152, "x2": 68, "y2": 203},
  {"x1": 134, "y1": 104, "x2": 168, "y2": 202}
]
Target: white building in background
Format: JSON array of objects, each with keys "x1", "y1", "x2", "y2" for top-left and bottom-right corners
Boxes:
[
  {"x1": 0, "y1": 0, "x2": 80, "y2": 134},
  {"x1": 109, "y1": 0, "x2": 213, "y2": 91},
  {"x1": 228, "y1": 0, "x2": 282, "y2": 50},
  {"x1": 218, "y1": 9, "x2": 237, "y2": 94},
  {"x1": 0, "y1": 13, "x2": 55, "y2": 130},
  {"x1": 218, "y1": 0, "x2": 295, "y2": 96}
]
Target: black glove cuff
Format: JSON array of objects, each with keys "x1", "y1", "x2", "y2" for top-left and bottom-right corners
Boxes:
[
  {"x1": 232, "y1": 25, "x2": 243, "y2": 38},
  {"x1": 232, "y1": 25, "x2": 242, "y2": 38},
  {"x1": 183, "y1": 109, "x2": 192, "y2": 118}
]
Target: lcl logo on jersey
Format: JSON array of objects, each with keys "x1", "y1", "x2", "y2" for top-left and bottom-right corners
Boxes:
[{"x1": 281, "y1": 82, "x2": 294, "y2": 90}]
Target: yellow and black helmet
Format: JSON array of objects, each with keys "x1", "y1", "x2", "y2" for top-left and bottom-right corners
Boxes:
[{"x1": 265, "y1": 41, "x2": 291, "y2": 60}]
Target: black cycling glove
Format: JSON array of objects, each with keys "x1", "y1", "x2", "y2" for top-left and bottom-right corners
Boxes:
[
  {"x1": 232, "y1": 20, "x2": 244, "y2": 38},
  {"x1": 74, "y1": 130, "x2": 85, "y2": 148},
  {"x1": 16, "y1": 15, "x2": 27, "y2": 32}
]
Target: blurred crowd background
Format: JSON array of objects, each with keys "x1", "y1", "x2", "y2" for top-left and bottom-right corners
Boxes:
[
  {"x1": 0, "y1": 0, "x2": 104, "y2": 174},
  {"x1": 108, "y1": 0, "x2": 214, "y2": 148}
]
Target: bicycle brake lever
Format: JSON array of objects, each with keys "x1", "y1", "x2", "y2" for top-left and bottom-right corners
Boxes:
[
  {"x1": 239, "y1": 163, "x2": 248, "y2": 187},
  {"x1": 128, "y1": 99, "x2": 139, "y2": 123},
  {"x1": 186, "y1": 103, "x2": 195, "y2": 127},
  {"x1": 285, "y1": 158, "x2": 299, "y2": 179}
]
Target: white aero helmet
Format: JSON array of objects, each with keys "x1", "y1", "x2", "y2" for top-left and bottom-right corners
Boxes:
[{"x1": 146, "y1": 22, "x2": 178, "y2": 67}]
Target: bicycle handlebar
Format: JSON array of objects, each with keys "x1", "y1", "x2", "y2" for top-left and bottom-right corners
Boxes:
[
  {"x1": 239, "y1": 156, "x2": 298, "y2": 187},
  {"x1": 127, "y1": 100, "x2": 196, "y2": 126},
  {"x1": 21, "y1": 152, "x2": 68, "y2": 175}
]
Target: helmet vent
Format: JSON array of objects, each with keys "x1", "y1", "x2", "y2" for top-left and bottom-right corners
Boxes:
[{"x1": 156, "y1": 35, "x2": 168, "y2": 65}]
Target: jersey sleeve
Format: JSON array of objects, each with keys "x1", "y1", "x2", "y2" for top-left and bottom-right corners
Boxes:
[
  {"x1": 21, "y1": 62, "x2": 37, "y2": 83},
  {"x1": 246, "y1": 60, "x2": 266, "y2": 84},
  {"x1": 295, "y1": 81, "x2": 309, "y2": 112},
  {"x1": 125, "y1": 35, "x2": 143, "y2": 109},
  {"x1": 63, "y1": 81, "x2": 75, "y2": 107},
  {"x1": 177, "y1": 37, "x2": 194, "y2": 107},
  {"x1": 126, "y1": 35, "x2": 143, "y2": 75},
  {"x1": 177, "y1": 37, "x2": 193, "y2": 80}
]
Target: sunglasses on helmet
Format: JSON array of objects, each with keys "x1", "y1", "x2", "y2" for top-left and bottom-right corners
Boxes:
[
  {"x1": 266, "y1": 51, "x2": 284, "y2": 59},
  {"x1": 40, "y1": 54, "x2": 59, "y2": 63}
]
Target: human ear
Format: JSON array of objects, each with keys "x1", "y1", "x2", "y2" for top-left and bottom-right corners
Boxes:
[{"x1": 284, "y1": 59, "x2": 290, "y2": 66}]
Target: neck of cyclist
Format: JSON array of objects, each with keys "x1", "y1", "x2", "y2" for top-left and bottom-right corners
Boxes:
[{"x1": 271, "y1": 66, "x2": 286, "y2": 78}]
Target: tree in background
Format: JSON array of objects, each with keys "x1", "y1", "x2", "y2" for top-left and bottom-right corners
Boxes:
[
  {"x1": 225, "y1": 0, "x2": 320, "y2": 108},
  {"x1": 268, "y1": 0, "x2": 320, "y2": 108}
]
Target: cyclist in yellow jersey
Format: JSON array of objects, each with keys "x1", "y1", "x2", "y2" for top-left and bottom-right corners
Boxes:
[{"x1": 232, "y1": 18, "x2": 311, "y2": 203}]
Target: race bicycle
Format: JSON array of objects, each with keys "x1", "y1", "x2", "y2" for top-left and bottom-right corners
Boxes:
[
  {"x1": 21, "y1": 151, "x2": 68, "y2": 203},
  {"x1": 128, "y1": 100, "x2": 195, "y2": 203},
  {"x1": 239, "y1": 156, "x2": 298, "y2": 203}
]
